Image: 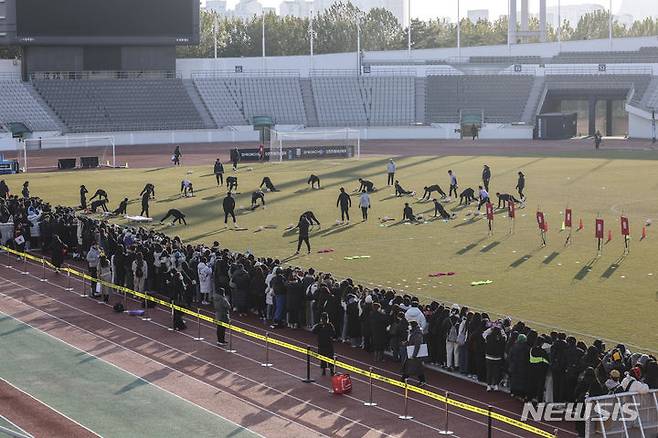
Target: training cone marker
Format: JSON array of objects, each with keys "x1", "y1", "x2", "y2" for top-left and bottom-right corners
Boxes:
[
  {"x1": 607, "y1": 230, "x2": 612, "y2": 242},
  {"x1": 578, "y1": 219, "x2": 584, "y2": 231},
  {"x1": 642, "y1": 226, "x2": 647, "y2": 240},
  {"x1": 560, "y1": 221, "x2": 565, "y2": 232}
]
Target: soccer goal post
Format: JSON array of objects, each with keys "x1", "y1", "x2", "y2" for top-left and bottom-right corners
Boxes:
[
  {"x1": 268, "y1": 128, "x2": 361, "y2": 163},
  {"x1": 21, "y1": 136, "x2": 116, "y2": 173}
]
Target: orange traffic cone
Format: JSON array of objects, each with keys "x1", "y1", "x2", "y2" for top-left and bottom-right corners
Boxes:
[
  {"x1": 577, "y1": 218, "x2": 584, "y2": 231},
  {"x1": 607, "y1": 230, "x2": 612, "y2": 242},
  {"x1": 641, "y1": 226, "x2": 647, "y2": 240}
]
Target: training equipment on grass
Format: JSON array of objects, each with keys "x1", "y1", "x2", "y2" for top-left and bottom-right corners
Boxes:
[
  {"x1": 317, "y1": 248, "x2": 335, "y2": 253},
  {"x1": 508, "y1": 201, "x2": 515, "y2": 234},
  {"x1": 595, "y1": 217, "x2": 604, "y2": 256},
  {"x1": 578, "y1": 218, "x2": 584, "y2": 231},
  {"x1": 621, "y1": 215, "x2": 630, "y2": 254},
  {"x1": 564, "y1": 208, "x2": 573, "y2": 246},
  {"x1": 485, "y1": 202, "x2": 494, "y2": 235},
  {"x1": 471, "y1": 280, "x2": 493, "y2": 286},
  {"x1": 536, "y1": 211, "x2": 547, "y2": 246},
  {"x1": 429, "y1": 272, "x2": 455, "y2": 277},
  {"x1": 269, "y1": 128, "x2": 361, "y2": 162},
  {"x1": 22, "y1": 135, "x2": 116, "y2": 172},
  {"x1": 125, "y1": 215, "x2": 153, "y2": 222},
  {"x1": 344, "y1": 255, "x2": 370, "y2": 260},
  {"x1": 641, "y1": 225, "x2": 647, "y2": 240}
]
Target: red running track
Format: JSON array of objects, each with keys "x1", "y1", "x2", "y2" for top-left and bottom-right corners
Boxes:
[{"x1": 0, "y1": 254, "x2": 577, "y2": 438}]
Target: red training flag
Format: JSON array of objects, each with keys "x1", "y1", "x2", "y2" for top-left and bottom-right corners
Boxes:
[
  {"x1": 508, "y1": 202, "x2": 516, "y2": 219},
  {"x1": 565, "y1": 209, "x2": 572, "y2": 228},
  {"x1": 486, "y1": 202, "x2": 494, "y2": 221},
  {"x1": 595, "y1": 218, "x2": 604, "y2": 239},
  {"x1": 621, "y1": 216, "x2": 630, "y2": 236},
  {"x1": 536, "y1": 211, "x2": 546, "y2": 231}
]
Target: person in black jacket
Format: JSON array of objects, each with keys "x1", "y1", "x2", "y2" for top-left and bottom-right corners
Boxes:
[
  {"x1": 369, "y1": 302, "x2": 389, "y2": 362},
  {"x1": 516, "y1": 172, "x2": 525, "y2": 200},
  {"x1": 312, "y1": 312, "x2": 336, "y2": 376},
  {"x1": 113, "y1": 198, "x2": 129, "y2": 216},
  {"x1": 459, "y1": 188, "x2": 477, "y2": 205},
  {"x1": 482, "y1": 165, "x2": 491, "y2": 192},
  {"x1": 402, "y1": 203, "x2": 417, "y2": 222},
  {"x1": 295, "y1": 214, "x2": 311, "y2": 255},
  {"x1": 90, "y1": 188, "x2": 109, "y2": 203},
  {"x1": 509, "y1": 333, "x2": 530, "y2": 400},
  {"x1": 0, "y1": 180, "x2": 9, "y2": 200},
  {"x1": 214, "y1": 159, "x2": 224, "y2": 186},
  {"x1": 358, "y1": 178, "x2": 375, "y2": 193},
  {"x1": 172, "y1": 145, "x2": 182, "y2": 166},
  {"x1": 21, "y1": 181, "x2": 29, "y2": 199},
  {"x1": 301, "y1": 211, "x2": 321, "y2": 227},
  {"x1": 422, "y1": 184, "x2": 446, "y2": 200},
  {"x1": 223, "y1": 193, "x2": 236, "y2": 226},
  {"x1": 79, "y1": 185, "x2": 89, "y2": 209},
  {"x1": 496, "y1": 192, "x2": 520, "y2": 209},
  {"x1": 226, "y1": 176, "x2": 238, "y2": 192},
  {"x1": 49, "y1": 234, "x2": 67, "y2": 271},
  {"x1": 336, "y1": 187, "x2": 351, "y2": 223},
  {"x1": 308, "y1": 174, "x2": 320, "y2": 189},
  {"x1": 140, "y1": 191, "x2": 150, "y2": 217},
  {"x1": 395, "y1": 180, "x2": 415, "y2": 197},
  {"x1": 574, "y1": 367, "x2": 605, "y2": 437},
  {"x1": 260, "y1": 177, "x2": 278, "y2": 192},
  {"x1": 160, "y1": 209, "x2": 187, "y2": 225},
  {"x1": 251, "y1": 190, "x2": 265, "y2": 210},
  {"x1": 550, "y1": 332, "x2": 568, "y2": 402},
  {"x1": 433, "y1": 199, "x2": 455, "y2": 220},
  {"x1": 230, "y1": 147, "x2": 240, "y2": 171},
  {"x1": 564, "y1": 336, "x2": 585, "y2": 402},
  {"x1": 484, "y1": 325, "x2": 506, "y2": 391},
  {"x1": 528, "y1": 337, "x2": 550, "y2": 402}
]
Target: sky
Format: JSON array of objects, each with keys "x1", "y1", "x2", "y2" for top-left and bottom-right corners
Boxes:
[{"x1": 213, "y1": 0, "x2": 658, "y2": 20}]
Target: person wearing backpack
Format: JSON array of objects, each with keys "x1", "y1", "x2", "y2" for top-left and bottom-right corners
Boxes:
[
  {"x1": 132, "y1": 252, "x2": 148, "y2": 293},
  {"x1": 445, "y1": 314, "x2": 460, "y2": 371},
  {"x1": 483, "y1": 324, "x2": 506, "y2": 391}
]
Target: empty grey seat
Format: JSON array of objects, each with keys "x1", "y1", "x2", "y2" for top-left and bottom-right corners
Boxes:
[{"x1": 0, "y1": 79, "x2": 60, "y2": 131}]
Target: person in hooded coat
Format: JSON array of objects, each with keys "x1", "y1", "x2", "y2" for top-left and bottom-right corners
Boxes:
[
  {"x1": 232, "y1": 264, "x2": 251, "y2": 316},
  {"x1": 369, "y1": 302, "x2": 389, "y2": 362},
  {"x1": 402, "y1": 320, "x2": 426, "y2": 385},
  {"x1": 213, "y1": 287, "x2": 230, "y2": 345},
  {"x1": 49, "y1": 233, "x2": 67, "y2": 271},
  {"x1": 197, "y1": 257, "x2": 213, "y2": 305},
  {"x1": 528, "y1": 336, "x2": 550, "y2": 402},
  {"x1": 509, "y1": 333, "x2": 530, "y2": 400},
  {"x1": 312, "y1": 312, "x2": 336, "y2": 376},
  {"x1": 345, "y1": 292, "x2": 361, "y2": 346}
]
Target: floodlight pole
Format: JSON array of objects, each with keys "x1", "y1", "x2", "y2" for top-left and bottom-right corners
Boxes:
[
  {"x1": 557, "y1": 0, "x2": 561, "y2": 49},
  {"x1": 262, "y1": 10, "x2": 266, "y2": 58},
  {"x1": 457, "y1": 0, "x2": 461, "y2": 60},
  {"x1": 608, "y1": 0, "x2": 613, "y2": 49},
  {"x1": 213, "y1": 15, "x2": 218, "y2": 59},
  {"x1": 652, "y1": 109, "x2": 656, "y2": 144},
  {"x1": 407, "y1": 0, "x2": 411, "y2": 56},
  {"x1": 356, "y1": 17, "x2": 361, "y2": 75}
]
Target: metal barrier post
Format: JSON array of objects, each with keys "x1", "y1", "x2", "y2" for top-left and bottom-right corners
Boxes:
[
  {"x1": 261, "y1": 332, "x2": 273, "y2": 367},
  {"x1": 398, "y1": 379, "x2": 413, "y2": 420},
  {"x1": 193, "y1": 308, "x2": 204, "y2": 340},
  {"x1": 363, "y1": 367, "x2": 377, "y2": 406},
  {"x1": 64, "y1": 265, "x2": 73, "y2": 291},
  {"x1": 40, "y1": 259, "x2": 47, "y2": 282},
  {"x1": 226, "y1": 321, "x2": 236, "y2": 353},
  {"x1": 21, "y1": 254, "x2": 29, "y2": 274},
  {"x1": 141, "y1": 292, "x2": 151, "y2": 321},
  {"x1": 3, "y1": 250, "x2": 12, "y2": 268},
  {"x1": 301, "y1": 346, "x2": 315, "y2": 383},
  {"x1": 168, "y1": 300, "x2": 175, "y2": 331},
  {"x1": 123, "y1": 288, "x2": 127, "y2": 310},
  {"x1": 80, "y1": 273, "x2": 87, "y2": 298},
  {"x1": 438, "y1": 391, "x2": 454, "y2": 435},
  {"x1": 554, "y1": 428, "x2": 559, "y2": 437},
  {"x1": 487, "y1": 405, "x2": 492, "y2": 438},
  {"x1": 329, "y1": 354, "x2": 338, "y2": 393}
]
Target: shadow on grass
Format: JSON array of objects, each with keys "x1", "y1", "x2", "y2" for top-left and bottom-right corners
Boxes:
[
  {"x1": 480, "y1": 241, "x2": 500, "y2": 253},
  {"x1": 509, "y1": 254, "x2": 532, "y2": 268},
  {"x1": 573, "y1": 257, "x2": 599, "y2": 281},
  {"x1": 600, "y1": 254, "x2": 626, "y2": 279},
  {"x1": 542, "y1": 251, "x2": 560, "y2": 265},
  {"x1": 456, "y1": 237, "x2": 487, "y2": 255}
]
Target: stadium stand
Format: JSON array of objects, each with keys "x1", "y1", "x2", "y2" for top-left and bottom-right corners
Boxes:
[
  {"x1": 544, "y1": 74, "x2": 653, "y2": 105},
  {"x1": 425, "y1": 74, "x2": 534, "y2": 123},
  {"x1": 311, "y1": 75, "x2": 415, "y2": 127},
  {"x1": 33, "y1": 78, "x2": 205, "y2": 133},
  {"x1": 0, "y1": 77, "x2": 61, "y2": 132},
  {"x1": 193, "y1": 75, "x2": 307, "y2": 127},
  {"x1": 550, "y1": 47, "x2": 658, "y2": 64},
  {"x1": 636, "y1": 76, "x2": 658, "y2": 111},
  {"x1": 468, "y1": 55, "x2": 543, "y2": 65}
]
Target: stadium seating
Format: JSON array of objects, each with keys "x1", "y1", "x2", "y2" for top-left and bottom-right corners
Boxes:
[
  {"x1": 0, "y1": 78, "x2": 61, "y2": 131},
  {"x1": 311, "y1": 75, "x2": 415, "y2": 127},
  {"x1": 33, "y1": 78, "x2": 205, "y2": 133},
  {"x1": 425, "y1": 74, "x2": 534, "y2": 123},
  {"x1": 193, "y1": 76, "x2": 307, "y2": 127},
  {"x1": 551, "y1": 47, "x2": 658, "y2": 64}
]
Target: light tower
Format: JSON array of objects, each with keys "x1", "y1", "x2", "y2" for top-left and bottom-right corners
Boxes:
[{"x1": 508, "y1": 0, "x2": 547, "y2": 45}]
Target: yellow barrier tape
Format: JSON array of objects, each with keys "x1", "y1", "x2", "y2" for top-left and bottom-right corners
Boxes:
[{"x1": 0, "y1": 245, "x2": 555, "y2": 438}]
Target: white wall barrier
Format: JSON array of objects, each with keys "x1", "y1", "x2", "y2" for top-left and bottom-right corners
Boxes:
[{"x1": 584, "y1": 389, "x2": 658, "y2": 438}]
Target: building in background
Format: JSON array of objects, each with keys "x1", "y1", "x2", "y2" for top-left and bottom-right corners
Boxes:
[
  {"x1": 234, "y1": 0, "x2": 264, "y2": 18},
  {"x1": 467, "y1": 9, "x2": 489, "y2": 23},
  {"x1": 205, "y1": 0, "x2": 228, "y2": 14},
  {"x1": 310, "y1": 0, "x2": 405, "y2": 25},
  {"x1": 546, "y1": 3, "x2": 605, "y2": 27},
  {"x1": 280, "y1": 0, "x2": 312, "y2": 17}
]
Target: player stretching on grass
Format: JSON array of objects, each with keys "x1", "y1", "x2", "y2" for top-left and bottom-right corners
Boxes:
[
  {"x1": 140, "y1": 183, "x2": 156, "y2": 199},
  {"x1": 301, "y1": 211, "x2": 321, "y2": 227},
  {"x1": 226, "y1": 176, "x2": 238, "y2": 192},
  {"x1": 358, "y1": 178, "x2": 375, "y2": 193},
  {"x1": 448, "y1": 170, "x2": 458, "y2": 199},
  {"x1": 337, "y1": 187, "x2": 351, "y2": 223},
  {"x1": 402, "y1": 203, "x2": 418, "y2": 222},
  {"x1": 90, "y1": 188, "x2": 109, "y2": 203},
  {"x1": 114, "y1": 198, "x2": 129, "y2": 215},
  {"x1": 308, "y1": 174, "x2": 320, "y2": 189},
  {"x1": 459, "y1": 188, "x2": 477, "y2": 206},
  {"x1": 251, "y1": 189, "x2": 266, "y2": 210},
  {"x1": 161, "y1": 209, "x2": 187, "y2": 225},
  {"x1": 433, "y1": 199, "x2": 455, "y2": 220},
  {"x1": 260, "y1": 177, "x2": 278, "y2": 192},
  {"x1": 421, "y1": 184, "x2": 446, "y2": 201},
  {"x1": 180, "y1": 179, "x2": 194, "y2": 197},
  {"x1": 477, "y1": 185, "x2": 490, "y2": 211},
  {"x1": 395, "y1": 180, "x2": 415, "y2": 197},
  {"x1": 496, "y1": 192, "x2": 520, "y2": 209}
]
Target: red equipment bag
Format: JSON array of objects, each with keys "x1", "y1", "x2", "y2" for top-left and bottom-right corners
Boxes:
[{"x1": 331, "y1": 373, "x2": 352, "y2": 394}]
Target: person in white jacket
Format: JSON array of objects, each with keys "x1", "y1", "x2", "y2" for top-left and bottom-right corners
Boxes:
[
  {"x1": 358, "y1": 191, "x2": 371, "y2": 221},
  {"x1": 620, "y1": 369, "x2": 650, "y2": 394},
  {"x1": 132, "y1": 252, "x2": 148, "y2": 293},
  {"x1": 404, "y1": 300, "x2": 427, "y2": 333},
  {"x1": 386, "y1": 159, "x2": 396, "y2": 186},
  {"x1": 197, "y1": 258, "x2": 213, "y2": 305}
]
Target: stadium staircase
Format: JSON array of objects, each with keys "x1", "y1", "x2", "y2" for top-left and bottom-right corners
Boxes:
[
  {"x1": 521, "y1": 76, "x2": 546, "y2": 124},
  {"x1": 414, "y1": 77, "x2": 426, "y2": 124},
  {"x1": 0, "y1": 78, "x2": 62, "y2": 132},
  {"x1": 300, "y1": 78, "x2": 319, "y2": 127},
  {"x1": 183, "y1": 80, "x2": 217, "y2": 129},
  {"x1": 637, "y1": 76, "x2": 658, "y2": 111}
]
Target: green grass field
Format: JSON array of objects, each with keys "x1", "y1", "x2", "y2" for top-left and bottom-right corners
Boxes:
[{"x1": 7, "y1": 154, "x2": 658, "y2": 352}]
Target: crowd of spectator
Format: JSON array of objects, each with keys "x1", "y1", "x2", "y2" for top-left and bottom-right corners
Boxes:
[{"x1": 1, "y1": 188, "x2": 656, "y2": 429}]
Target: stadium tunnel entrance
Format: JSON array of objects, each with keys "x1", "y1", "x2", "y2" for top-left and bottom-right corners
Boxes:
[{"x1": 541, "y1": 89, "x2": 629, "y2": 137}]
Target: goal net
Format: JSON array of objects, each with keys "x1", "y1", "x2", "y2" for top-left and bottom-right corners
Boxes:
[
  {"x1": 268, "y1": 129, "x2": 360, "y2": 162},
  {"x1": 20, "y1": 136, "x2": 116, "y2": 173}
]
